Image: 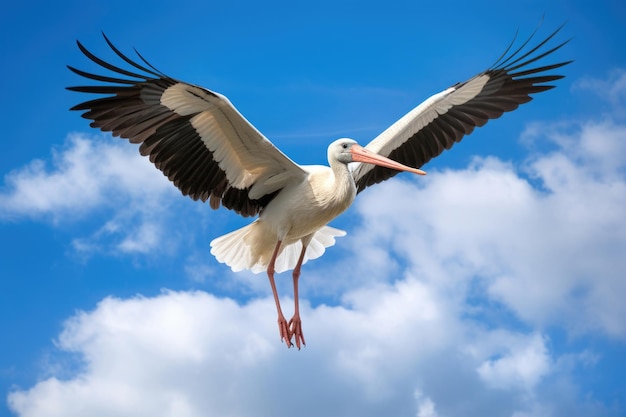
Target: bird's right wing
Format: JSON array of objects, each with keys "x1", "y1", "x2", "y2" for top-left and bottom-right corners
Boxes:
[{"x1": 68, "y1": 34, "x2": 306, "y2": 217}]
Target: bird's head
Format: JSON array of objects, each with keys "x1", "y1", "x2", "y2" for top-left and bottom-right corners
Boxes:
[
  {"x1": 329, "y1": 138, "x2": 359, "y2": 164},
  {"x1": 328, "y1": 138, "x2": 426, "y2": 175}
]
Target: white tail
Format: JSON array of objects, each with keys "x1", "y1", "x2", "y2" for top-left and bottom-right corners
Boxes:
[{"x1": 210, "y1": 221, "x2": 346, "y2": 274}]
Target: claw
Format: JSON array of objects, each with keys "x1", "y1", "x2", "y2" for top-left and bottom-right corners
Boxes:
[
  {"x1": 288, "y1": 316, "x2": 306, "y2": 350},
  {"x1": 278, "y1": 316, "x2": 293, "y2": 348}
]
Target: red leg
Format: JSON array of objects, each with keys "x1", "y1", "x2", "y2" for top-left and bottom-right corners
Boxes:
[
  {"x1": 267, "y1": 240, "x2": 293, "y2": 348},
  {"x1": 288, "y1": 244, "x2": 307, "y2": 349}
]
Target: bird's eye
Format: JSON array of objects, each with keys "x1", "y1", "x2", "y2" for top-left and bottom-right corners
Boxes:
[{"x1": 342, "y1": 143, "x2": 348, "y2": 149}]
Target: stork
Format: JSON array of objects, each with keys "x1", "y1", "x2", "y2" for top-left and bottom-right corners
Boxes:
[{"x1": 68, "y1": 26, "x2": 570, "y2": 349}]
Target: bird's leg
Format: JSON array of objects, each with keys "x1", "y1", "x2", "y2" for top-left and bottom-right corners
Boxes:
[
  {"x1": 267, "y1": 240, "x2": 293, "y2": 348},
  {"x1": 288, "y1": 244, "x2": 307, "y2": 349}
]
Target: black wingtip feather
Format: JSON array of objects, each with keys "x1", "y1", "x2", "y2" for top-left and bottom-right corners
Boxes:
[{"x1": 101, "y1": 32, "x2": 164, "y2": 78}]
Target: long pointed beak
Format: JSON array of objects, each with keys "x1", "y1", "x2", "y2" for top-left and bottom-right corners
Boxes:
[{"x1": 351, "y1": 145, "x2": 426, "y2": 175}]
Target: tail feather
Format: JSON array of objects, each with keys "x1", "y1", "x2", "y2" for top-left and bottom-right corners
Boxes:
[
  {"x1": 209, "y1": 223, "x2": 257, "y2": 273},
  {"x1": 210, "y1": 222, "x2": 346, "y2": 274}
]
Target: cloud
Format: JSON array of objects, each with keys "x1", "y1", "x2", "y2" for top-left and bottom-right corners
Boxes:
[
  {"x1": 0, "y1": 134, "x2": 178, "y2": 255},
  {"x1": 477, "y1": 333, "x2": 551, "y2": 391},
  {"x1": 0, "y1": 134, "x2": 171, "y2": 219},
  {"x1": 5, "y1": 286, "x2": 612, "y2": 417},
  {"x1": 573, "y1": 69, "x2": 626, "y2": 110},
  {"x1": 0, "y1": 290, "x2": 535, "y2": 417},
  {"x1": 414, "y1": 390, "x2": 440, "y2": 417}
]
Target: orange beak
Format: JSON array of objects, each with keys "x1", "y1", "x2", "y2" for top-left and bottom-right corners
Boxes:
[{"x1": 351, "y1": 144, "x2": 426, "y2": 175}]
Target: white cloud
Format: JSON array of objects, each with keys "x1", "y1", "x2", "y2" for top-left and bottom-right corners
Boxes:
[
  {"x1": 0, "y1": 289, "x2": 547, "y2": 417},
  {"x1": 6, "y1": 285, "x2": 611, "y2": 417},
  {"x1": 414, "y1": 390, "x2": 440, "y2": 417},
  {"x1": 574, "y1": 69, "x2": 626, "y2": 109},
  {"x1": 0, "y1": 134, "x2": 178, "y2": 255},
  {"x1": 477, "y1": 333, "x2": 551, "y2": 391},
  {"x1": 116, "y1": 221, "x2": 163, "y2": 254},
  {"x1": 0, "y1": 134, "x2": 171, "y2": 219}
]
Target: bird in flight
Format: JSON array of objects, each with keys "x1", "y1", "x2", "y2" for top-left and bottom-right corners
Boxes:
[{"x1": 68, "y1": 25, "x2": 570, "y2": 349}]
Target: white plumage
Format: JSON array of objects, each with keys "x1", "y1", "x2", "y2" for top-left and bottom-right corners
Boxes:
[{"x1": 211, "y1": 223, "x2": 346, "y2": 274}]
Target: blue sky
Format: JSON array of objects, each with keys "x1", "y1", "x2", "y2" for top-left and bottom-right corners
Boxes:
[{"x1": 1, "y1": 1, "x2": 625, "y2": 416}]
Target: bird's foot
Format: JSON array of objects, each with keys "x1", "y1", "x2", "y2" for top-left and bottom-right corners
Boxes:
[
  {"x1": 277, "y1": 316, "x2": 293, "y2": 348},
  {"x1": 288, "y1": 315, "x2": 306, "y2": 350}
]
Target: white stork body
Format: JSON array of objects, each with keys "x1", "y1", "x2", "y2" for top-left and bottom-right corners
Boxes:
[
  {"x1": 211, "y1": 156, "x2": 357, "y2": 274},
  {"x1": 68, "y1": 26, "x2": 570, "y2": 348}
]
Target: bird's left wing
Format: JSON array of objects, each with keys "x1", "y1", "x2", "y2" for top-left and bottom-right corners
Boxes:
[
  {"x1": 68, "y1": 34, "x2": 306, "y2": 217},
  {"x1": 352, "y1": 25, "x2": 572, "y2": 193}
]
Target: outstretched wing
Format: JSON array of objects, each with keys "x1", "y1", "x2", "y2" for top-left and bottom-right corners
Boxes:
[
  {"x1": 68, "y1": 34, "x2": 306, "y2": 217},
  {"x1": 352, "y1": 25, "x2": 572, "y2": 193}
]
